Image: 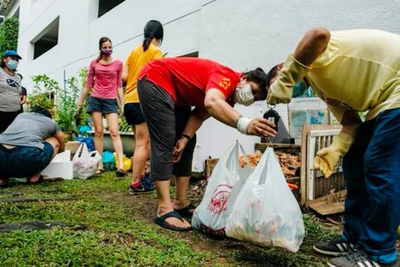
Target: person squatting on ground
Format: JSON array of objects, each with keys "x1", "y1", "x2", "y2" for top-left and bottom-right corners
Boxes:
[
  {"x1": 137, "y1": 57, "x2": 277, "y2": 231},
  {"x1": 0, "y1": 106, "x2": 65, "y2": 187},
  {"x1": 76, "y1": 37, "x2": 126, "y2": 177},
  {"x1": 0, "y1": 50, "x2": 23, "y2": 133},
  {"x1": 121, "y1": 20, "x2": 164, "y2": 193},
  {"x1": 266, "y1": 27, "x2": 400, "y2": 267}
]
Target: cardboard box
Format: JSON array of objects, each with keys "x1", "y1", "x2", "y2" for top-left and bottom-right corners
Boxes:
[{"x1": 41, "y1": 150, "x2": 73, "y2": 179}]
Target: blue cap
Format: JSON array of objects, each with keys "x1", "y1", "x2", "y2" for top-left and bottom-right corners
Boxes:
[{"x1": 2, "y1": 50, "x2": 22, "y2": 59}]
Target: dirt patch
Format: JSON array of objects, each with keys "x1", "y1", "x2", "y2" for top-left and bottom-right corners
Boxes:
[{"x1": 0, "y1": 221, "x2": 87, "y2": 232}]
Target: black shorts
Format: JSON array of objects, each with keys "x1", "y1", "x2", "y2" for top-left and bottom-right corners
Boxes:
[
  {"x1": 0, "y1": 142, "x2": 54, "y2": 178},
  {"x1": 173, "y1": 107, "x2": 197, "y2": 177},
  {"x1": 0, "y1": 111, "x2": 20, "y2": 133},
  {"x1": 137, "y1": 77, "x2": 196, "y2": 180},
  {"x1": 86, "y1": 96, "x2": 118, "y2": 114},
  {"x1": 124, "y1": 103, "x2": 145, "y2": 125}
]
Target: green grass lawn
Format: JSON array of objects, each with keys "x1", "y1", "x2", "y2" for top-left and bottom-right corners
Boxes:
[{"x1": 0, "y1": 172, "x2": 337, "y2": 267}]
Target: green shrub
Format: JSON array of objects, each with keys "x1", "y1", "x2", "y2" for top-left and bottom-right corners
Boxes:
[{"x1": 0, "y1": 18, "x2": 19, "y2": 52}]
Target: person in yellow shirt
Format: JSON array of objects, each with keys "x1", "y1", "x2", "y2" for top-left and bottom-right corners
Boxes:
[
  {"x1": 266, "y1": 27, "x2": 400, "y2": 267},
  {"x1": 122, "y1": 20, "x2": 163, "y2": 193}
]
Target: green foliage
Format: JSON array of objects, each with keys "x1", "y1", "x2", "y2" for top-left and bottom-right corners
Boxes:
[
  {"x1": 28, "y1": 74, "x2": 58, "y2": 111},
  {"x1": 28, "y1": 68, "x2": 90, "y2": 133},
  {"x1": 76, "y1": 67, "x2": 90, "y2": 127},
  {"x1": 56, "y1": 76, "x2": 79, "y2": 133},
  {"x1": 119, "y1": 118, "x2": 132, "y2": 132},
  {"x1": 0, "y1": 18, "x2": 19, "y2": 53}
]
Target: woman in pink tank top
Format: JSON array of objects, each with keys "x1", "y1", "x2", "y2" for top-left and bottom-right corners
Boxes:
[{"x1": 76, "y1": 37, "x2": 126, "y2": 176}]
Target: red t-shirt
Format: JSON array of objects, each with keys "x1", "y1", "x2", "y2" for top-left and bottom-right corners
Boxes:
[{"x1": 138, "y1": 57, "x2": 241, "y2": 107}]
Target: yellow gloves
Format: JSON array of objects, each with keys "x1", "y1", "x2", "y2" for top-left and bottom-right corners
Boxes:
[
  {"x1": 267, "y1": 54, "x2": 311, "y2": 105},
  {"x1": 314, "y1": 132, "x2": 354, "y2": 178}
]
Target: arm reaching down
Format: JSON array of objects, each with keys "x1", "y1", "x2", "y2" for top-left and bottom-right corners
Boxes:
[
  {"x1": 205, "y1": 89, "x2": 276, "y2": 137},
  {"x1": 314, "y1": 109, "x2": 361, "y2": 178},
  {"x1": 54, "y1": 131, "x2": 66, "y2": 153}
]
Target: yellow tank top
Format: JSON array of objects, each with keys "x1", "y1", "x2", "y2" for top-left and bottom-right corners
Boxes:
[{"x1": 124, "y1": 43, "x2": 162, "y2": 103}]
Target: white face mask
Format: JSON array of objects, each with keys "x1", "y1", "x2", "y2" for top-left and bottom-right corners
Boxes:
[{"x1": 235, "y1": 84, "x2": 254, "y2": 106}]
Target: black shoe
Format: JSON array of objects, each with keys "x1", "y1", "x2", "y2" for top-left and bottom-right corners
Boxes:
[
  {"x1": 140, "y1": 173, "x2": 155, "y2": 191},
  {"x1": 313, "y1": 236, "x2": 356, "y2": 256},
  {"x1": 328, "y1": 250, "x2": 400, "y2": 267},
  {"x1": 128, "y1": 184, "x2": 146, "y2": 195}
]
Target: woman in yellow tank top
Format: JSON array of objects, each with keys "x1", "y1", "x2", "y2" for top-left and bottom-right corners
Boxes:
[{"x1": 122, "y1": 20, "x2": 163, "y2": 193}]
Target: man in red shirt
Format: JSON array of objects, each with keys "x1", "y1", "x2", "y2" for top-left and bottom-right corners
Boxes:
[{"x1": 138, "y1": 57, "x2": 276, "y2": 231}]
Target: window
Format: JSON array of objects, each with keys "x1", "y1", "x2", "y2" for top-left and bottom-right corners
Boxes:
[
  {"x1": 32, "y1": 16, "x2": 59, "y2": 60},
  {"x1": 98, "y1": 0, "x2": 124, "y2": 18}
]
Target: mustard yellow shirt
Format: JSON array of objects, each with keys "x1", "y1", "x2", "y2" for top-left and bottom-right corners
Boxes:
[
  {"x1": 307, "y1": 29, "x2": 400, "y2": 122},
  {"x1": 124, "y1": 43, "x2": 163, "y2": 103}
]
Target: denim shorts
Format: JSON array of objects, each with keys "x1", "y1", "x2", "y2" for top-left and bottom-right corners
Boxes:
[
  {"x1": 124, "y1": 103, "x2": 145, "y2": 125},
  {"x1": 86, "y1": 96, "x2": 118, "y2": 114},
  {"x1": 0, "y1": 142, "x2": 54, "y2": 178}
]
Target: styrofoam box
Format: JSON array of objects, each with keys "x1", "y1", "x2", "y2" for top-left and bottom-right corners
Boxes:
[
  {"x1": 41, "y1": 150, "x2": 73, "y2": 179},
  {"x1": 287, "y1": 98, "x2": 330, "y2": 139}
]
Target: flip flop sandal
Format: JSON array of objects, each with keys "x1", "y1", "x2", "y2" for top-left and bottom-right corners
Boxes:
[
  {"x1": 115, "y1": 169, "x2": 127, "y2": 177},
  {"x1": 96, "y1": 169, "x2": 105, "y2": 175},
  {"x1": 153, "y1": 211, "x2": 192, "y2": 231},
  {"x1": 174, "y1": 203, "x2": 196, "y2": 219},
  {"x1": 28, "y1": 175, "x2": 44, "y2": 185}
]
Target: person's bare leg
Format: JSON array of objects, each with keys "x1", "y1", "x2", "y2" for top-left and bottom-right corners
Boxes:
[
  {"x1": 29, "y1": 136, "x2": 60, "y2": 183},
  {"x1": 105, "y1": 113, "x2": 124, "y2": 170},
  {"x1": 131, "y1": 122, "x2": 150, "y2": 184},
  {"x1": 156, "y1": 179, "x2": 191, "y2": 228},
  {"x1": 92, "y1": 112, "x2": 104, "y2": 170},
  {"x1": 172, "y1": 176, "x2": 193, "y2": 211}
]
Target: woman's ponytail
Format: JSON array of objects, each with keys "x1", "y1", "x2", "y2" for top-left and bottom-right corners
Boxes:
[{"x1": 142, "y1": 20, "x2": 164, "y2": 52}]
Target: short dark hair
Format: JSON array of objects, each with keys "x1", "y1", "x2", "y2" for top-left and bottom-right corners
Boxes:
[
  {"x1": 143, "y1": 20, "x2": 164, "y2": 52},
  {"x1": 266, "y1": 65, "x2": 280, "y2": 88},
  {"x1": 242, "y1": 67, "x2": 268, "y2": 100},
  {"x1": 30, "y1": 106, "x2": 52, "y2": 119}
]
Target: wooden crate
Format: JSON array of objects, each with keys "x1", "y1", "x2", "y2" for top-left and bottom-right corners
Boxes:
[
  {"x1": 254, "y1": 143, "x2": 301, "y2": 154},
  {"x1": 300, "y1": 124, "x2": 346, "y2": 215}
]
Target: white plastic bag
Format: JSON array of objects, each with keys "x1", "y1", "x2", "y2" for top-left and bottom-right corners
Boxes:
[
  {"x1": 192, "y1": 141, "x2": 253, "y2": 236},
  {"x1": 225, "y1": 147, "x2": 305, "y2": 252},
  {"x1": 72, "y1": 143, "x2": 101, "y2": 180}
]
